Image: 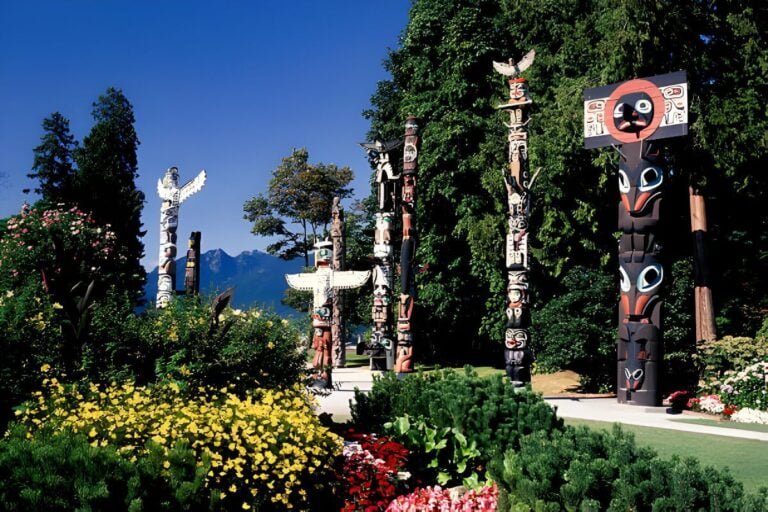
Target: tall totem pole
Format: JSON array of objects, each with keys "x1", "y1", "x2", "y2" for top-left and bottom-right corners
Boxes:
[
  {"x1": 396, "y1": 117, "x2": 420, "y2": 374},
  {"x1": 331, "y1": 197, "x2": 347, "y2": 368},
  {"x1": 156, "y1": 167, "x2": 207, "y2": 307},
  {"x1": 584, "y1": 71, "x2": 688, "y2": 406},
  {"x1": 184, "y1": 231, "x2": 202, "y2": 296},
  {"x1": 286, "y1": 240, "x2": 370, "y2": 387},
  {"x1": 360, "y1": 139, "x2": 402, "y2": 370},
  {"x1": 494, "y1": 51, "x2": 537, "y2": 386}
]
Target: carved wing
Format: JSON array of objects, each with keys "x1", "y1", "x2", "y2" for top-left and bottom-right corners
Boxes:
[
  {"x1": 157, "y1": 179, "x2": 174, "y2": 200},
  {"x1": 178, "y1": 170, "x2": 207, "y2": 204},
  {"x1": 493, "y1": 49, "x2": 536, "y2": 77},
  {"x1": 285, "y1": 273, "x2": 316, "y2": 291},
  {"x1": 516, "y1": 49, "x2": 536, "y2": 74},
  {"x1": 332, "y1": 270, "x2": 371, "y2": 290}
]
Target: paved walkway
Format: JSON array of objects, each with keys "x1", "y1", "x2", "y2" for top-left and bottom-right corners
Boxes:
[{"x1": 312, "y1": 367, "x2": 768, "y2": 442}]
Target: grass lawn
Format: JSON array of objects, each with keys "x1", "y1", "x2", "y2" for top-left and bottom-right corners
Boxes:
[
  {"x1": 671, "y1": 417, "x2": 768, "y2": 434},
  {"x1": 565, "y1": 418, "x2": 768, "y2": 493}
]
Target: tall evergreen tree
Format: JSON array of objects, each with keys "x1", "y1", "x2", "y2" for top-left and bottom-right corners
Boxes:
[
  {"x1": 74, "y1": 87, "x2": 146, "y2": 301},
  {"x1": 28, "y1": 112, "x2": 78, "y2": 206},
  {"x1": 366, "y1": 0, "x2": 768, "y2": 368}
]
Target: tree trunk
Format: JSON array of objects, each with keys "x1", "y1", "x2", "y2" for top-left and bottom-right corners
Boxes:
[{"x1": 689, "y1": 185, "x2": 717, "y2": 344}]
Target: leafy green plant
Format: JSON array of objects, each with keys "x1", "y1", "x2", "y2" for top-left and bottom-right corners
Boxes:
[
  {"x1": 384, "y1": 414, "x2": 485, "y2": 488},
  {"x1": 696, "y1": 336, "x2": 768, "y2": 385},
  {"x1": 352, "y1": 367, "x2": 563, "y2": 474},
  {"x1": 0, "y1": 425, "x2": 212, "y2": 511}
]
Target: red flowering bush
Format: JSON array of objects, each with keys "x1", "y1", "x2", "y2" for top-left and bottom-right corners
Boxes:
[
  {"x1": 341, "y1": 429, "x2": 411, "y2": 512},
  {"x1": 386, "y1": 484, "x2": 498, "y2": 511},
  {"x1": 0, "y1": 207, "x2": 122, "y2": 293}
]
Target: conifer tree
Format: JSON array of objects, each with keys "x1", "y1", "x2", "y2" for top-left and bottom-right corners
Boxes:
[{"x1": 28, "y1": 112, "x2": 78, "y2": 206}]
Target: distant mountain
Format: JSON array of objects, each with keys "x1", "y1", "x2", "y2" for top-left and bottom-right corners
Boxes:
[{"x1": 144, "y1": 248, "x2": 304, "y2": 316}]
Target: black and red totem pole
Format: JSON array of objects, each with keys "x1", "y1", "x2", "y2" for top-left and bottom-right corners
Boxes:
[
  {"x1": 396, "y1": 117, "x2": 420, "y2": 374},
  {"x1": 494, "y1": 51, "x2": 537, "y2": 386},
  {"x1": 584, "y1": 71, "x2": 688, "y2": 406},
  {"x1": 184, "y1": 231, "x2": 201, "y2": 296}
]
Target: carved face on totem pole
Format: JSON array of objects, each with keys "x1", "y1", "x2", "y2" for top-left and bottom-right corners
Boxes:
[
  {"x1": 613, "y1": 92, "x2": 655, "y2": 133},
  {"x1": 504, "y1": 328, "x2": 528, "y2": 350},
  {"x1": 372, "y1": 265, "x2": 392, "y2": 305},
  {"x1": 619, "y1": 252, "x2": 663, "y2": 324},
  {"x1": 162, "y1": 166, "x2": 180, "y2": 189},
  {"x1": 314, "y1": 240, "x2": 333, "y2": 267},
  {"x1": 619, "y1": 322, "x2": 659, "y2": 391},
  {"x1": 374, "y1": 213, "x2": 394, "y2": 258}
]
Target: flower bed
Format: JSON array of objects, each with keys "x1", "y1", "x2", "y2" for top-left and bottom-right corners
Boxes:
[
  {"x1": 16, "y1": 378, "x2": 342, "y2": 510},
  {"x1": 386, "y1": 484, "x2": 498, "y2": 511}
]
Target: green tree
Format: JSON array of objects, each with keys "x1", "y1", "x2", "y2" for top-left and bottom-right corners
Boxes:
[
  {"x1": 28, "y1": 112, "x2": 78, "y2": 206},
  {"x1": 73, "y1": 87, "x2": 146, "y2": 302},
  {"x1": 243, "y1": 148, "x2": 354, "y2": 268},
  {"x1": 365, "y1": 0, "x2": 768, "y2": 365}
]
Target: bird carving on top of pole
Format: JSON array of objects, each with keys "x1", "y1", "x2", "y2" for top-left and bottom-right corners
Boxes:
[{"x1": 492, "y1": 49, "x2": 536, "y2": 79}]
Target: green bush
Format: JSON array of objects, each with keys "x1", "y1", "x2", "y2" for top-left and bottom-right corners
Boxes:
[
  {"x1": 696, "y1": 336, "x2": 768, "y2": 385},
  {"x1": 490, "y1": 424, "x2": 766, "y2": 511},
  {"x1": 86, "y1": 295, "x2": 307, "y2": 393},
  {"x1": 0, "y1": 426, "x2": 211, "y2": 511},
  {"x1": 531, "y1": 266, "x2": 615, "y2": 391},
  {"x1": 352, "y1": 368, "x2": 563, "y2": 467},
  {"x1": 0, "y1": 281, "x2": 62, "y2": 430}
]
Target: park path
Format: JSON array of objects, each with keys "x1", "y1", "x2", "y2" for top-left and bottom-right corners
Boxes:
[{"x1": 313, "y1": 367, "x2": 768, "y2": 442}]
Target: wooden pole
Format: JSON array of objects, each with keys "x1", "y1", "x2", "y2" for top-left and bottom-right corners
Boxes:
[{"x1": 689, "y1": 186, "x2": 717, "y2": 344}]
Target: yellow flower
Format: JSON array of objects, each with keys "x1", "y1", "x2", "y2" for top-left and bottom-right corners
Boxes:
[
  {"x1": 241, "y1": 502, "x2": 250, "y2": 510},
  {"x1": 40, "y1": 363, "x2": 51, "y2": 373}
]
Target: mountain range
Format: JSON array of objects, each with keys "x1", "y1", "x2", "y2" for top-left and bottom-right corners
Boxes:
[{"x1": 144, "y1": 248, "x2": 304, "y2": 316}]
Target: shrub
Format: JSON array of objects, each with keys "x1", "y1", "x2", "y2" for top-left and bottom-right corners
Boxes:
[
  {"x1": 0, "y1": 426, "x2": 210, "y2": 511},
  {"x1": 716, "y1": 362, "x2": 768, "y2": 411},
  {"x1": 351, "y1": 368, "x2": 563, "y2": 470},
  {"x1": 0, "y1": 207, "x2": 123, "y2": 294},
  {"x1": 696, "y1": 336, "x2": 768, "y2": 384},
  {"x1": 531, "y1": 266, "x2": 615, "y2": 391},
  {"x1": 0, "y1": 281, "x2": 62, "y2": 430},
  {"x1": 87, "y1": 296, "x2": 307, "y2": 392},
  {"x1": 17, "y1": 379, "x2": 342, "y2": 510},
  {"x1": 490, "y1": 425, "x2": 757, "y2": 511}
]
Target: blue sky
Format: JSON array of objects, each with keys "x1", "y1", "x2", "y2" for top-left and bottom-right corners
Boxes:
[{"x1": 0, "y1": 1, "x2": 410, "y2": 268}]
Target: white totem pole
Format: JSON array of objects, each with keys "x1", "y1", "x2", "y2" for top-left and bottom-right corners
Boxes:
[
  {"x1": 156, "y1": 166, "x2": 207, "y2": 307},
  {"x1": 286, "y1": 240, "x2": 370, "y2": 387}
]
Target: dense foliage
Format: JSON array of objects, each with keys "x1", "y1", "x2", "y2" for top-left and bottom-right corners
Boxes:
[
  {"x1": 28, "y1": 88, "x2": 147, "y2": 302},
  {"x1": 351, "y1": 368, "x2": 563, "y2": 478},
  {"x1": 365, "y1": 0, "x2": 768, "y2": 367},
  {"x1": 243, "y1": 148, "x2": 354, "y2": 268},
  {"x1": 0, "y1": 426, "x2": 210, "y2": 512},
  {"x1": 490, "y1": 424, "x2": 768, "y2": 511}
]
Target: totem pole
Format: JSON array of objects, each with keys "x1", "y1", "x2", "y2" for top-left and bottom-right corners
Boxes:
[
  {"x1": 584, "y1": 71, "x2": 688, "y2": 406},
  {"x1": 493, "y1": 50, "x2": 537, "y2": 386},
  {"x1": 331, "y1": 197, "x2": 347, "y2": 368},
  {"x1": 359, "y1": 139, "x2": 402, "y2": 370},
  {"x1": 156, "y1": 167, "x2": 207, "y2": 307},
  {"x1": 184, "y1": 231, "x2": 202, "y2": 296},
  {"x1": 395, "y1": 117, "x2": 420, "y2": 374},
  {"x1": 286, "y1": 240, "x2": 370, "y2": 387}
]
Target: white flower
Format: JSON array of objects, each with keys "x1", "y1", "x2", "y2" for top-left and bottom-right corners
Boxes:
[{"x1": 730, "y1": 407, "x2": 768, "y2": 425}]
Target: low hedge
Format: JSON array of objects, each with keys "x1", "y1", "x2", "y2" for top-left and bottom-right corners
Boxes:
[{"x1": 490, "y1": 424, "x2": 768, "y2": 511}]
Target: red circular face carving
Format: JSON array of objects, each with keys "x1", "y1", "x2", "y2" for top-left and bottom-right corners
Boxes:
[{"x1": 604, "y1": 79, "x2": 665, "y2": 144}]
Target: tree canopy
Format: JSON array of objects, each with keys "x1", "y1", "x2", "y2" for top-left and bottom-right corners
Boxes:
[
  {"x1": 243, "y1": 148, "x2": 354, "y2": 267},
  {"x1": 364, "y1": 0, "x2": 768, "y2": 369},
  {"x1": 27, "y1": 88, "x2": 147, "y2": 303}
]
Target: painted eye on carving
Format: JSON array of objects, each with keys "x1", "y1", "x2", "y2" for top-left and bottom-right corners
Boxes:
[
  {"x1": 635, "y1": 99, "x2": 652, "y2": 114},
  {"x1": 637, "y1": 264, "x2": 663, "y2": 292},
  {"x1": 639, "y1": 166, "x2": 663, "y2": 192},
  {"x1": 632, "y1": 369, "x2": 644, "y2": 380},
  {"x1": 618, "y1": 170, "x2": 630, "y2": 193},
  {"x1": 613, "y1": 103, "x2": 624, "y2": 118},
  {"x1": 619, "y1": 266, "x2": 630, "y2": 292},
  {"x1": 624, "y1": 368, "x2": 631, "y2": 379}
]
